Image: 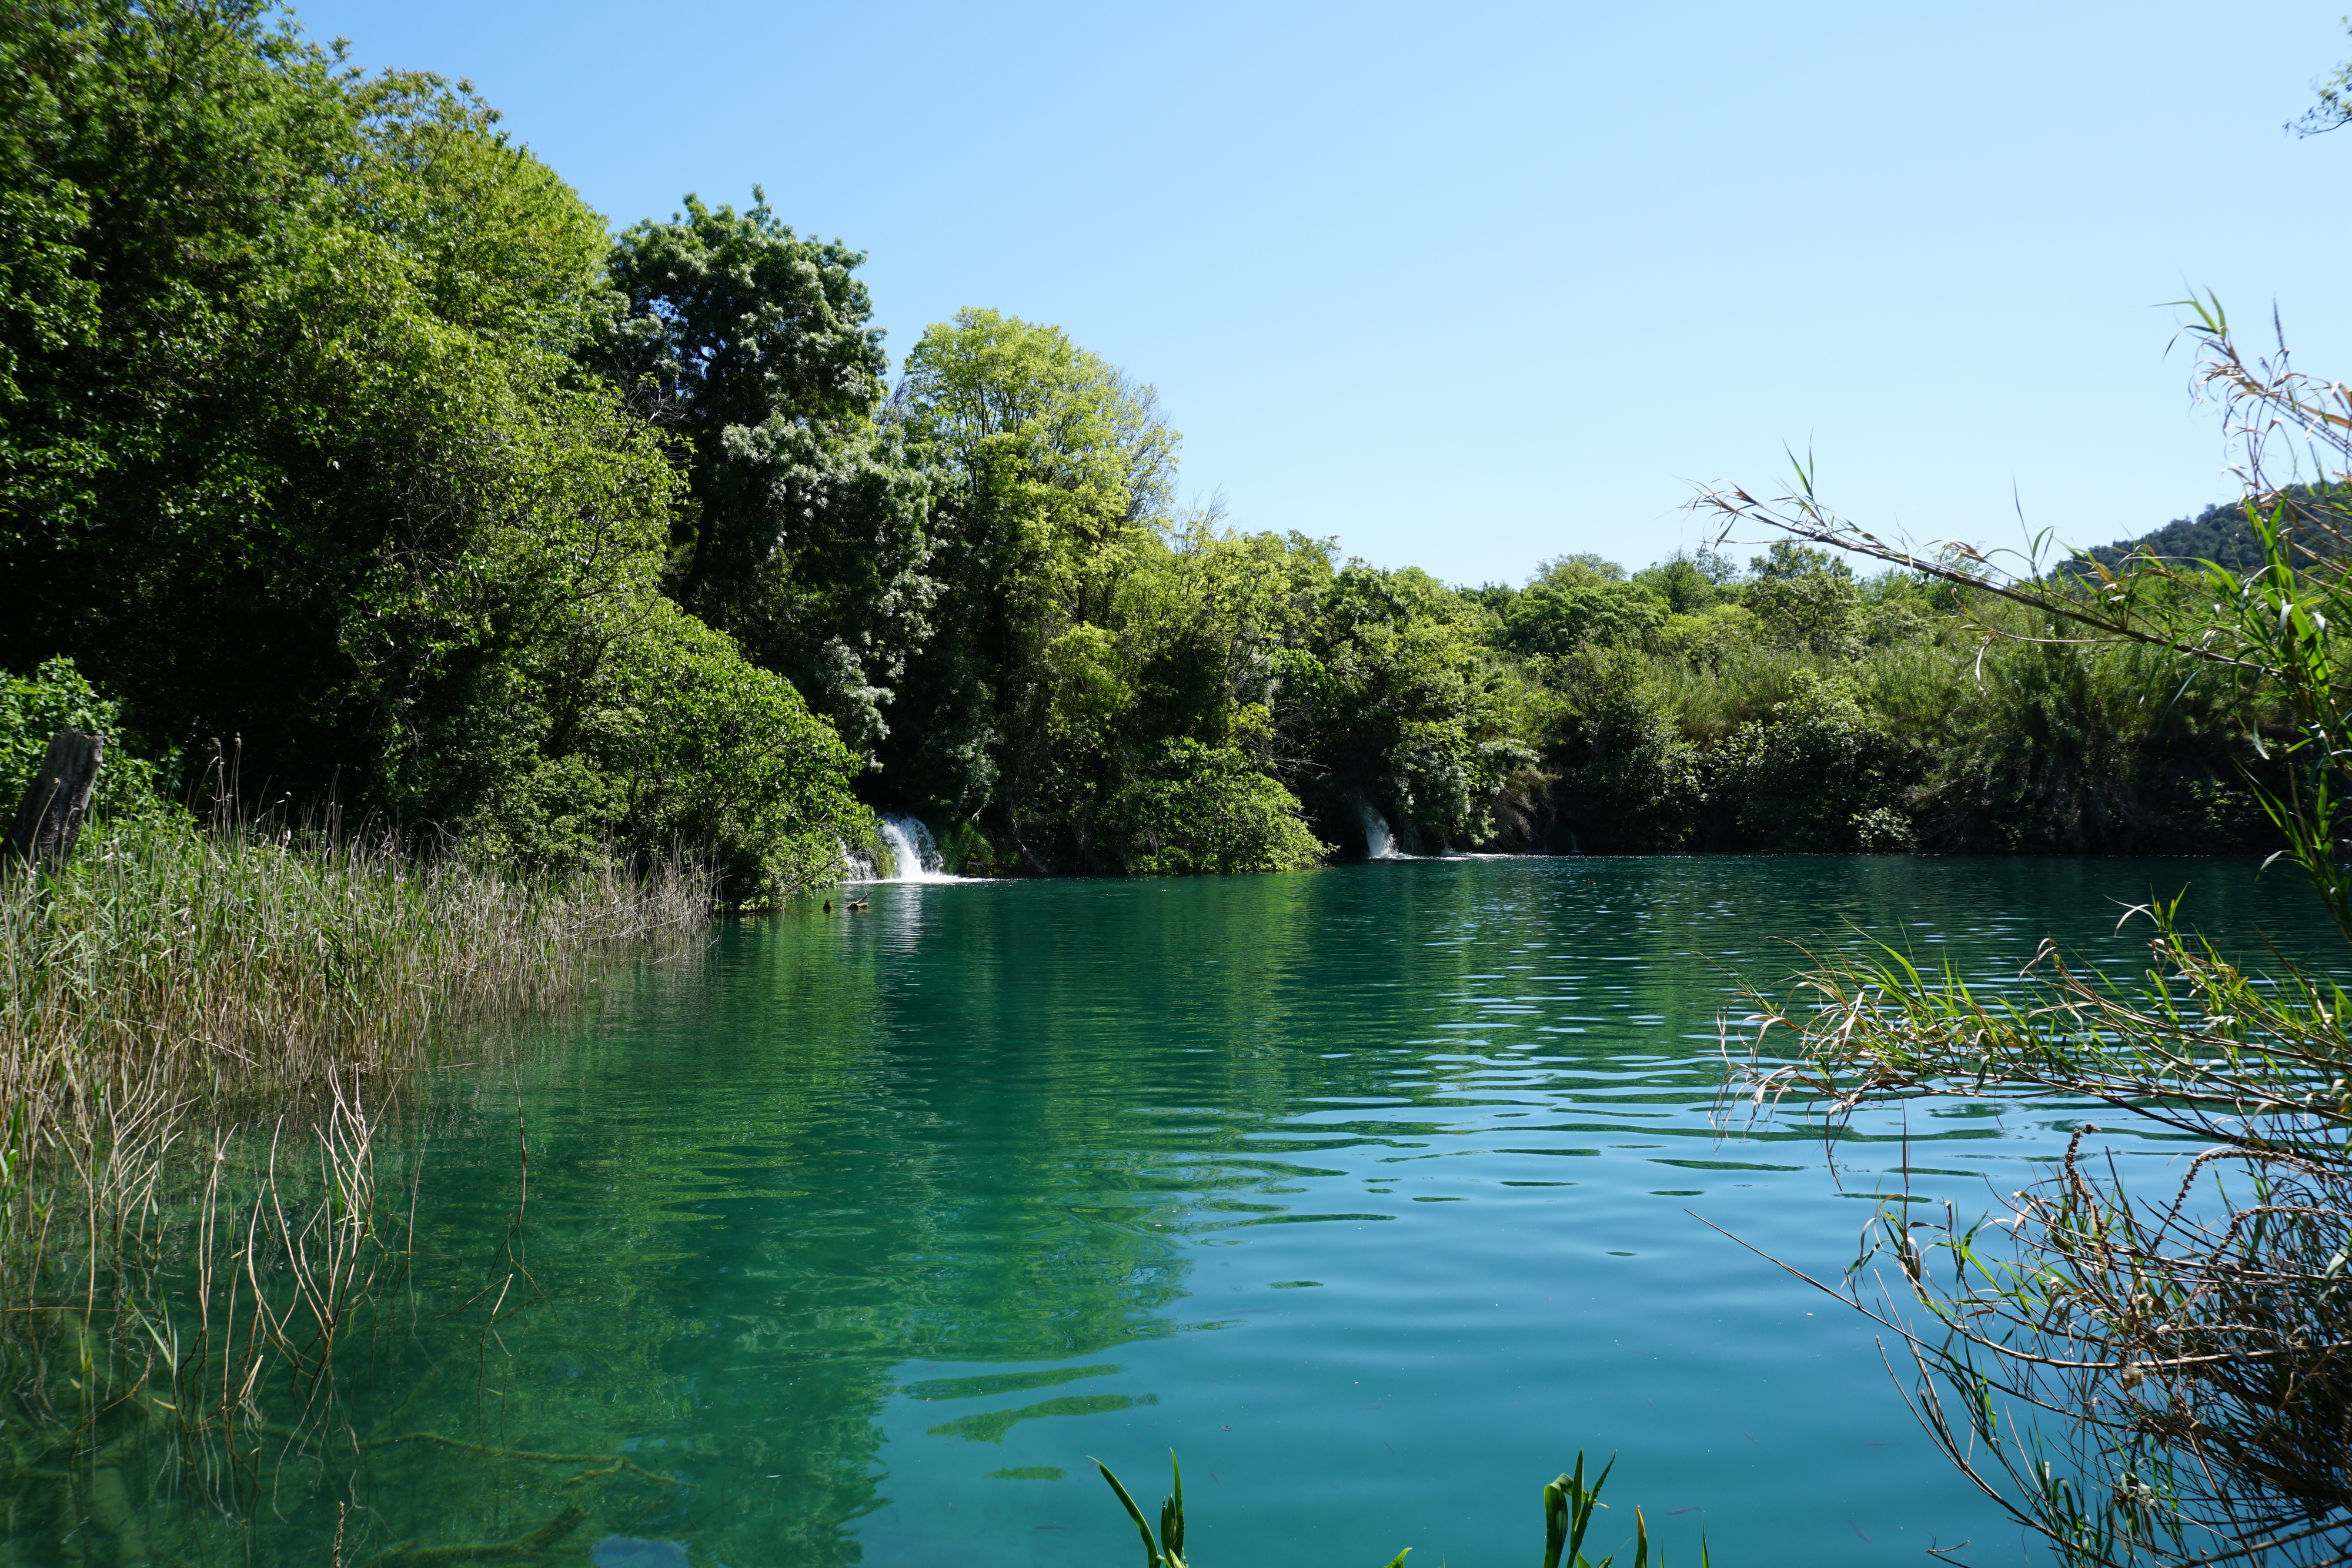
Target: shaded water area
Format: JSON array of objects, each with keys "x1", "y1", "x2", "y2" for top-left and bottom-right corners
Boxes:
[{"x1": 11, "y1": 856, "x2": 2341, "y2": 1567}]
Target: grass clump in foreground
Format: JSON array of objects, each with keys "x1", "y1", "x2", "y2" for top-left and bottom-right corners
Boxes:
[
  {"x1": 0, "y1": 809, "x2": 711, "y2": 1554},
  {"x1": 1095, "y1": 1451, "x2": 1701, "y2": 1567},
  {"x1": 0, "y1": 811, "x2": 707, "y2": 1278}
]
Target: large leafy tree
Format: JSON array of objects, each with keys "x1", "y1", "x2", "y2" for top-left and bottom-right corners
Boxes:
[
  {"x1": 1288, "y1": 563, "x2": 1528, "y2": 850},
  {"x1": 885, "y1": 307, "x2": 1177, "y2": 825},
  {"x1": 0, "y1": 3, "x2": 866, "y2": 895},
  {"x1": 594, "y1": 194, "x2": 935, "y2": 760},
  {"x1": 0, "y1": 0, "x2": 359, "y2": 755},
  {"x1": 1014, "y1": 522, "x2": 1334, "y2": 873},
  {"x1": 1495, "y1": 554, "x2": 1666, "y2": 658}
]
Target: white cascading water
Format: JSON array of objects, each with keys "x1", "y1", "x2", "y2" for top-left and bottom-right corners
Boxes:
[
  {"x1": 877, "y1": 813, "x2": 958, "y2": 881},
  {"x1": 1359, "y1": 800, "x2": 1402, "y2": 861}
]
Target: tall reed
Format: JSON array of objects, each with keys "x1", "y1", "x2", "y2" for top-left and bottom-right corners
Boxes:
[
  {"x1": 0, "y1": 814, "x2": 710, "y2": 1556},
  {"x1": 0, "y1": 811, "x2": 707, "y2": 1294}
]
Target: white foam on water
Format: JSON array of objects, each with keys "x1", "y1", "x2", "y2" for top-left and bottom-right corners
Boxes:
[{"x1": 876, "y1": 813, "x2": 962, "y2": 882}]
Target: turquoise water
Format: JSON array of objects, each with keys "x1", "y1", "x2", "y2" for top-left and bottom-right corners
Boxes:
[{"x1": 19, "y1": 855, "x2": 2338, "y2": 1566}]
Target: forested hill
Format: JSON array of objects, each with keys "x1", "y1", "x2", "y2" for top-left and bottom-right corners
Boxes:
[
  {"x1": 2083, "y1": 499, "x2": 2271, "y2": 574},
  {"x1": 0, "y1": 5, "x2": 2299, "y2": 890},
  {"x1": 2077, "y1": 487, "x2": 2351, "y2": 575}
]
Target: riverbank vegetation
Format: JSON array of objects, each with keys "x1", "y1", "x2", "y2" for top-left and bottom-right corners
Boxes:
[
  {"x1": 1717, "y1": 304, "x2": 2352, "y2": 1564},
  {"x1": 0, "y1": 0, "x2": 2296, "y2": 894},
  {"x1": 0, "y1": 2, "x2": 867, "y2": 904},
  {"x1": 3, "y1": 653, "x2": 703, "y2": 1139},
  {"x1": 1, "y1": 806, "x2": 703, "y2": 1177}
]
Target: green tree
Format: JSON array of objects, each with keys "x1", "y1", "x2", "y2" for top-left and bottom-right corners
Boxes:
[
  {"x1": 1548, "y1": 648, "x2": 1700, "y2": 851},
  {"x1": 1289, "y1": 564, "x2": 1525, "y2": 850},
  {"x1": 1657, "y1": 601, "x2": 1765, "y2": 673},
  {"x1": 0, "y1": 5, "x2": 868, "y2": 895},
  {"x1": 1112, "y1": 739, "x2": 1328, "y2": 874},
  {"x1": 1742, "y1": 541, "x2": 1863, "y2": 654},
  {"x1": 0, "y1": 0, "x2": 361, "y2": 758},
  {"x1": 1497, "y1": 555, "x2": 1665, "y2": 657},
  {"x1": 886, "y1": 307, "x2": 1177, "y2": 821},
  {"x1": 1631, "y1": 549, "x2": 1739, "y2": 615},
  {"x1": 1704, "y1": 669, "x2": 1914, "y2": 851},
  {"x1": 961, "y1": 523, "x2": 1338, "y2": 875},
  {"x1": 595, "y1": 193, "x2": 936, "y2": 758}
]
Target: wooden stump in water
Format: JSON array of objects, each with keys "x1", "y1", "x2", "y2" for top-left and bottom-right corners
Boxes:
[{"x1": 6, "y1": 728, "x2": 103, "y2": 865}]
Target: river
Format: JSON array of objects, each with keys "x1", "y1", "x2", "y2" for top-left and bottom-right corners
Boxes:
[{"x1": 14, "y1": 854, "x2": 2335, "y2": 1567}]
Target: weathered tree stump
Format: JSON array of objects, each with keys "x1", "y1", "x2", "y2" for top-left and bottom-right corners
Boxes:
[{"x1": 5, "y1": 728, "x2": 103, "y2": 865}]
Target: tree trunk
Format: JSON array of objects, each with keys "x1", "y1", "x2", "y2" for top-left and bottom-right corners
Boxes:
[{"x1": 6, "y1": 728, "x2": 104, "y2": 865}]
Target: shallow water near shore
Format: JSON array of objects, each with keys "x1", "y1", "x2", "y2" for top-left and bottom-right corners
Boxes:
[{"x1": 19, "y1": 855, "x2": 2340, "y2": 1567}]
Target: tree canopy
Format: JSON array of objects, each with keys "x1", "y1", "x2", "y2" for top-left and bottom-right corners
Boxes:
[
  {"x1": 0, "y1": 1, "x2": 2300, "y2": 885},
  {"x1": 0, "y1": 2, "x2": 867, "y2": 900}
]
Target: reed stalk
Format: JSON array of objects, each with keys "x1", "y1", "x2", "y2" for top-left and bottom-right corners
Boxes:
[
  {"x1": 0, "y1": 809, "x2": 711, "y2": 1553},
  {"x1": 1, "y1": 811, "x2": 702, "y2": 1171}
]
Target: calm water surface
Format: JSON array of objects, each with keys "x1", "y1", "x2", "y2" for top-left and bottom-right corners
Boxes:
[{"x1": 52, "y1": 857, "x2": 2350, "y2": 1566}]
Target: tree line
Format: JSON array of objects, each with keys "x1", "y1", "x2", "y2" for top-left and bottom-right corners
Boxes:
[{"x1": 0, "y1": 2, "x2": 2283, "y2": 897}]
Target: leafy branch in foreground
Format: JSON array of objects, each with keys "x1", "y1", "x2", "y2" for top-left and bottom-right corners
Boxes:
[
  {"x1": 1708, "y1": 306, "x2": 2352, "y2": 1566},
  {"x1": 1728, "y1": 908, "x2": 2352, "y2": 1565},
  {"x1": 1093, "y1": 1449, "x2": 1692, "y2": 1567}
]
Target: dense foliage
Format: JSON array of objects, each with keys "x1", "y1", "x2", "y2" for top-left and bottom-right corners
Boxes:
[
  {"x1": 0, "y1": 1, "x2": 865, "y2": 898},
  {"x1": 0, "y1": 2, "x2": 2289, "y2": 882}
]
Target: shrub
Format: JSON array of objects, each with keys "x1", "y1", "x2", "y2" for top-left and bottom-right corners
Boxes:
[
  {"x1": 1908, "y1": 636, "x2": 2272, "y2": 854},
  {"x1": 1498, "y1": 559, "x2": 1665, "y2": 657},
  {"x1": 1706, "y1": 669, "x2": 1913, "y2": 851},
  {"x1": 1551, "y1": 650, "x2": 1702, "y2": 851},
  {"x1": 1658, "y1": 602, "x2": 1763, "y2": 673},
  {"x1": 1742, "y1": 541, "x2": 1863, "y2": 655},
  {"x1": 0, "y1": 657, "x2": 179, "y2": 827},
  {"x1": 457, "y1": 598, "x2": 873, "y2": 902},
  {"x1": 1113, "y1": 740, "x2": 1328, "y2": 874}
]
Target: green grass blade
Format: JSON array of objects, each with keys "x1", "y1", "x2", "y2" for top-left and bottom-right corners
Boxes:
[
  {"x1": 1094, "y1": 1457, "x2": 1161, "y2": 1566},
  {"x1": 1162, "y1": 1450, "x2": 1185, "y2": 1566}
]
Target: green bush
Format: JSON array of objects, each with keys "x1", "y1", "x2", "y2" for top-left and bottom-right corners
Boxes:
[
  {"x1": 453, "y1": 599, "x2": 873, "y2": 901},
  {"x1": 1909, "y1": 634, "x2": 2273, "y2": 853},
  {"x1": 1741, "y1": 541, "x2": 1863, "y2": 655},
  {"x1": 1498, "y1": 556, "x2": 1665, "y2": 658},
  {"x1": 1549, "y1": 650, "x2": 1701, "y2": 851},
  {"x1": 1114, "y1": 741, "x2": 1328, "y2": 874},
  {"x1": 0, "y1": 658, "x2": 179, "y2": 827},
  {"x1": 1706, "y1": 670, "x2": 1914, "y2": 851}
]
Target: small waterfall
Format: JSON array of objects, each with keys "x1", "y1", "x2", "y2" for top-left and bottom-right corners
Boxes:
[
  {"x1": 877, "y1": 813, "x2": 958, "y2": 882},
  {"x1": 1358, "y1": 800, "x2": 1402, "y2": 861}
]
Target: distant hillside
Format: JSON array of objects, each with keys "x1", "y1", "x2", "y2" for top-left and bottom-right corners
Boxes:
[{"x1": 2077, "y1": 488, "x2": 2350, "y2": 576}]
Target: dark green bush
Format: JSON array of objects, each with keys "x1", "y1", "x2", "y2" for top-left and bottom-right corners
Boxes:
[
  {"x1": 1705, "y1": 670, "x2": 1915, "y2": 851},
  {"x1": 1549, "y1": 650, "x2": 1701, "y2": 852},
  {"x1": 1113, "y1": 741, "x2": 1328, "y2": 874},
  {"x1": 0, "y1": 658, "x2": 179, "y2": 827}
]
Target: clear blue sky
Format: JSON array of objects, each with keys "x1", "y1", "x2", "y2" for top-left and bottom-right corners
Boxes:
[{"x1": 295, "y1": 0, "x2": 2352, "y2": 585}]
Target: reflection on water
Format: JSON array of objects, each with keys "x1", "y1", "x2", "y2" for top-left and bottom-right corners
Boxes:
[{"x1": 9, "y1": 856, "x2": 2336, "y2": 1567}]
